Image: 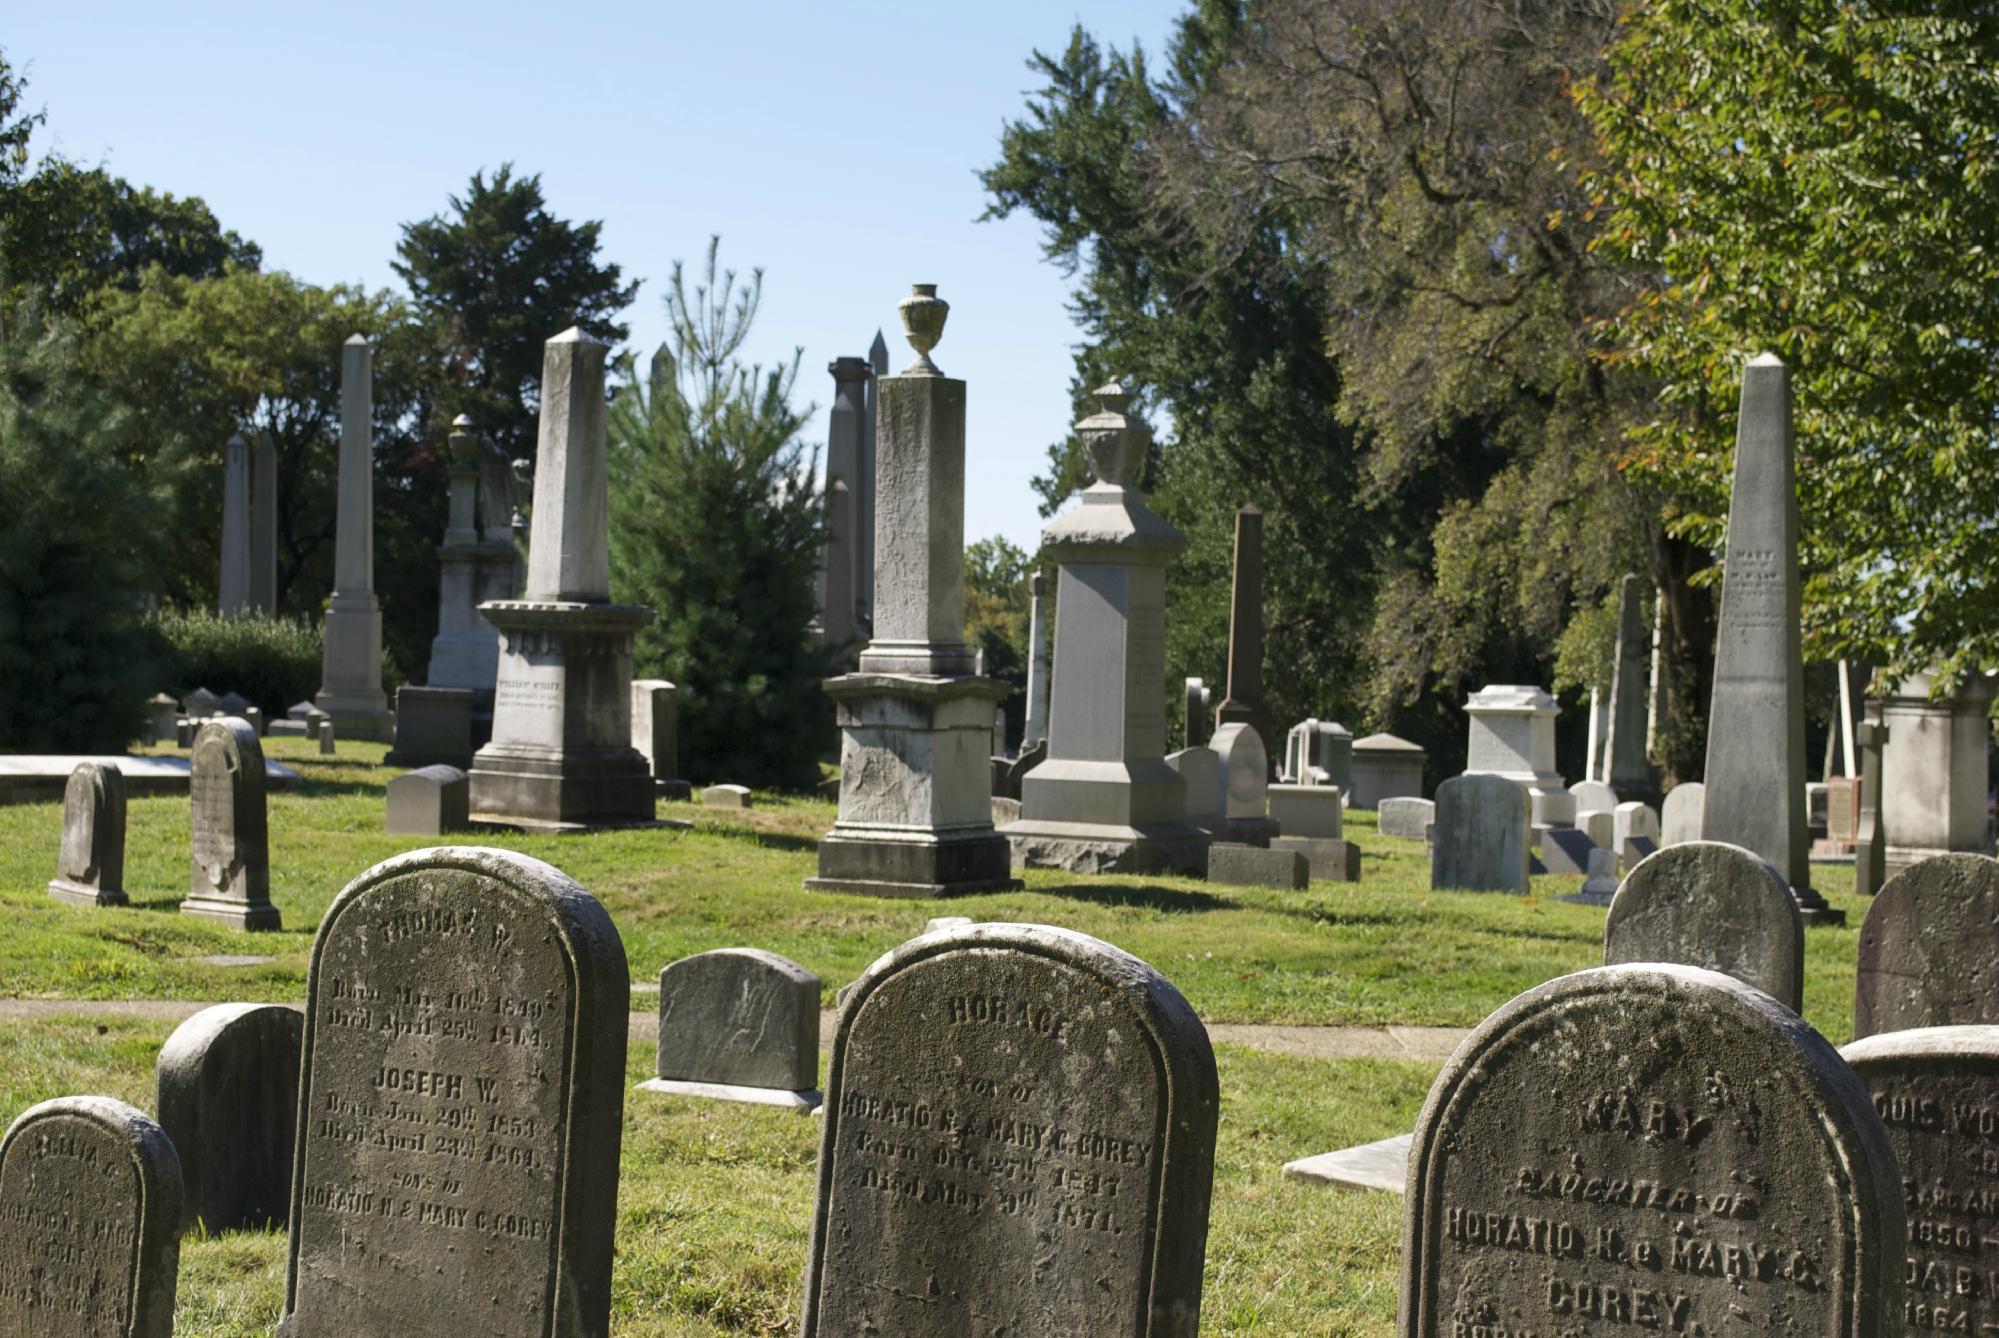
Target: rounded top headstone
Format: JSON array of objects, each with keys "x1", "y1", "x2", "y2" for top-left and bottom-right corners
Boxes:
[
  {"x1": 897, "y1": 283, "x2": 948, "y2": 374},
  {"x1": 1604, "y1": 839, "x2": 1803, "y2": 1011},
  {"x1": 1855, "y1": 852, "x2": 1999, "y2": 1039}
]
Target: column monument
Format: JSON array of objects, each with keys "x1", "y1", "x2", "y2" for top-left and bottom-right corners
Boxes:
[
  {"x1": 313, "y1": 335, "x2": 393, "y2": 740},
  {"x1": 217, "y1": 433, "x2": 251, "y2": 617}
]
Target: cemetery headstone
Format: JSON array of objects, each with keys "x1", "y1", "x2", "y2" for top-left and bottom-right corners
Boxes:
[
  {"x1": 638, "y1": 949, "x2": 821, "y2": 1111},
  {"x1": 1560, "y1": 845, "x2": 1621, "y2": 904},
  {"x1": 184, "y1": 717, "x2": 280, "y2": 931},
  {"x1": 1273, "y1": 834, "x2": 1360, "y2": 882},
  {"x1": 1208, "y1": 843, "x2": 1308, "y2": 890},
  {"x1": 0, "y1": 1095, "x2": 184, "y2": 1338},
  {"x1": 801, "y1": 923, "x2": 1218, "y2": 1336},
  {"x1": 183, "y1": 686, "x2": 220, "y2": 718},
  {"x1": 1213, "y1": 504, "x2": 1268, "y2": 744},
  {"x1": 1879, "y1": 667, "x2": 1996, "y2": 878},
  {"x1": 1268, "y1": 782, "x2": 1342, "y2": 839},
  {"x1": 1841, "y1": 1025, "x2": 1999, "y2": 1338},
  {"x1": 1430, "y1": 774, "x2": 1529, "y2": 893},
  {"x1": 1378, "y1": 796, "x2": 1434, "y2": 842},
  {"x1": 1612, "y1": 800, "x2": 1661, "y2": 871},
  {"x1": 702, "y1": 783, "x2": 752, "y2": 809},
  {"x1": 1166, "y1": 745, "x2": 1225, "y2": 835},
  {"x1": 383, "y1": 685, "x2": 474, "y2": 770},
  {"x1": 146, "y1": 692, "x2": 178, "y2": 745},
  {"x1": 1603, "y1": 840, "x2": 1803, "y2": 1011},
  {"x1": 1854, "y1": 717, "x2": 1888, "y2": 896},
  {"x1": 1350, "y1": 732, "x2": 1425, "y2": 809},
  {"x1": 1577, "y1": 806, "x2": 1615, "y2": 852},
  {"x1": 1538, "y1": 826, "x2": 1596, "y2": 877},
  {"x1": 1568, "y1": 778, "x2": 1616, "y2": 818},
  {"x1": 1463, "y1": 684, "x2": 1573, "y2": 826},
  {"x1": 1399, "y1": 963, "x2": 1905, "y2": 1338},
  {"x1": 1602, "y1": 572, "x2": 1658, "y2": 803},
  {"x1": 278, "y1": 847, "x2": 628, "y2": 1336},
  {"x1": 629, "y1": 678, "x2": 681, "y2": 789},
  {"x1": 1660, "y1": 780, "x2": 1705, "y2": 846},
  {"x1": 1211, "y1": 721, "x2": 1278, "y2": 845},
  {"x1": 316, "y1": 716, "x2": 334, "y2": 755},
  {"x1": 1854, "y1": 853, "x2": 1999, "y2": 1039},
  {"x1": 385, "y1": 764, "x2": 469, "y2": 835},
  {"x1": 157, "y1": 1002, "x2": 301, "y2": 1232},
  {"x1": 47, "y1": 761, "x2": 127, "y2": 907}
]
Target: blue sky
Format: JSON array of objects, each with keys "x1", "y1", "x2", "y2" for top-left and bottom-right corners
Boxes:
[{"x1": 10, "y1": 1, "x2": 1185, "y2": 552}]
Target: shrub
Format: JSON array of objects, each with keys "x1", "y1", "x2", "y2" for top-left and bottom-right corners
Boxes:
[{"x1": 151, "y1": 609, "x2": 324, "y2": 715}]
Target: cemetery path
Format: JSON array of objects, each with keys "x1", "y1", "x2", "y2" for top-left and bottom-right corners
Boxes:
[{"x1": 0, "y1": 998, "x2": 1470, "y2": 1062}]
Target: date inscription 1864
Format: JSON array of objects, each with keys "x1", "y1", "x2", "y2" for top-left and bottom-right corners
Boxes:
[
  {"x1": 1402, "y1": 964, "x2": 1905, "y2": 1338},
  {"x1": 278, "y1": 848, "x2": 627, "y2": 1338}
]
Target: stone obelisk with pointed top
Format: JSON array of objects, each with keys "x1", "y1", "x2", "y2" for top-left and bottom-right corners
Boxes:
[
  {"x1": 468, "y1": 329, "x2": 655, "y2": 826},
  {"x1": 1023, "y1": 570, "x2": 1051, "y2": 748},
  {"x1": 1604, "y1": 572, "x2": 1658, "y2": 805},
  {"x1": 250, "y1": 430, "x2": 278, "y2": 614},
  {"x1": 1702, "y1": 353, "x2": 1840, "y2": 924},
  {"x1": 314, "y1": 335, "x2": 394, "y2": 740},
  {"x1": 1214, "y1": 505, "x2": 1268, "y2": 743},
  {"x1": 806, "y1": 287, "x2": 1014, "y2": 897},
  {"x1": 218, "y1": 433, "x2": 251, "y2": 617}
]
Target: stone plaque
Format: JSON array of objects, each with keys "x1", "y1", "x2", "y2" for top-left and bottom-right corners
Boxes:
[
  {"x1": 1400, "y1": 964, "x2": 1904, "y2": 1338},
  {"x1": 278, "y1": 847, "x2": 628, "y2": 1337},
  {"x1": 48, "y1": 760, "x2": 128, "y2": 907},
  {"x1": 0, "y1": 1095, "x2": 184, "y2": 1338},
  {"x1": 802, "y1": 923, "x2": 1219, "y2": 1336},
  {"x1": 1604, "y1": 840, "x2": 1804, "y2": 1012},
  {"x1": 1842, "y1": 1025, "x2": 1999, "y2": 1338},
  {"x1": 184, "y1": 716, "x2": 280, "y2": 930},
  {"x1": 1855, "y1": 853, "x2": 1999, "y2": 1040},
  {"x1": 157, "y1": 1002, "x2": 302, "y2": 1232}
]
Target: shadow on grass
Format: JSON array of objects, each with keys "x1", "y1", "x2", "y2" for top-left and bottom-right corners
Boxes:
[
  {"x1": 1026, "y1": 881, "x2": 1236, "y2": 913},
  {"x1": 679, "y1": 824, "x2": 822, "y2": 855},
  {"x1": 285, "y1": 778, "x2": 393, "y2": 800}
]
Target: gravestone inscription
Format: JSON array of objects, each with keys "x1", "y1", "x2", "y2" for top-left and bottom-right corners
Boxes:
[
  {"x1": 0, "y1": 1095, "x2": 185, "y2": 1338},
  {"x1": 184, "y1": 716, "x2": 280, "y2": 930},
  {"x1": 1855, "y1": 853, "x2": 1999, "y2": 1040},
  {"x1": 802, "y1": 923, "x2": 1218, "y2": 1337},
  {"x1": 278, "y1": 847, "x2": 628, "y2": 1337},
  {"x1": 1603, "y1": 841, "x2": 1803, "y2": 1011},
  {"x1": 48, "y1": 760, "x2": 128, "y2": 907},
  {"x1": 1400, "y1": 963, "x2": 1905, "y2": 1338}
]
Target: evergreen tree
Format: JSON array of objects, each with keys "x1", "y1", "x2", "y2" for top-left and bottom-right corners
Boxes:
[
  {"x1": 0, "y1": 289, "x2": 159, "y2": 749},
  {"x1": 395, "y1": 165, "x2": 639, "y2": 460},
  {"x1": 608, "y1": 240, "x2": 830, "y2": 789}
]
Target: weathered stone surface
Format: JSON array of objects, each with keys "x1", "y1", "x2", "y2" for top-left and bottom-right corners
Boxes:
[
  {"x1": 157, "y1": 1002, "x2": 301, "y2": 1232},
  {"x1": 1284, "y1": 1131, "x2": 1412, "y2": 1194},
  {"x1": 1378, "y1": 797, "x2": 1434, "y2": 842},
  {"x1": 1880, "y1": 667, "x2": 1996, "y2": 877},
  {"x1": 385, "y1": 764, "x2": 469, "y2": 835},
  {"x1": 1660, "y1": 781, "x2": 1705, "y2": 847},
  {"x1": 1023, "y1": 571, "x2": 1051, "y2": 747},
  {"x1": 1182, "y1": 676, "x2": 1210, "y2": 748},
  {"x1": 219, "y1": 432, "x2": 251, "y2": 616},
  {"x1": 1166, "y1": 745, "x2": 1224, "y2": 833},
  {"x1": 1213, "y1": 505, "x2": 1266, "y2": 740},
  {"x1": 1578, "y1": 807, "x2": 1615, "y2": 851},
  {"x1": 629, "y1": 679, "x2": 679, "y2": 782},
  {"x1": 1464, "y1": 684, "x2": 1573, "y2": 827},
  {"x1": 316, "y1": 717, "x2": 334, "y2": 755},
  {"x1": 0, "y1": 1094, "x2": 184, "y2": 1337},
  {"x1": 1400, "y1": 964, "x2": 1905, "y2": 1338},
  {"x1": 48, "y1": 761, "x2": 127, "y2": 907},
  {"x1": 1351, "y1": 732, "x2": 1425, "y2": 809},
  {"x1": 1568, "y1": 778, "x2": 1616, "y2": 818},
  {"x1": 1283, "y1": 718, "x2": 1353, "y2": 788},
  {"x1": 1538, "y1": 826, "x2": 1596, "y2": 877},
  {"x1": 1603, "y1": 841, "x2": 1803, "y2": 1011},
  {"x1": 185, "y1": 717, "x2": 280, "y2": 930},
  {"x1": 252, "y1": 430, "x2": 278, "y2": 615},
  {"x1": 278, "y1": 847, "x2": 627, "y2": 1337},
  {"x1": 145, "y1": 692, "x2": 179, "y2": 744},
  {"x1": 1430, "y1": 774, "x2": 1529, "y2": 893},
  {"x1": 1269, "y1": 782, "x2": 1342, "y2": 839},
  {"x1": 1211, "y1": 721, "x2": 1277, "y2": 843},
  {"x1": 384, "y1": 685, "x2": 475, "y2": 770},
  {"x1": 646, "y1": 949, "x2": 819, "y2": 1096},
  {"x1": 1854, "y1": 717, "x2": 1888, "y2": 896},
  {"x1": 1273, "y1": 835, "x2": 1360, "y2": 882},
  {"x1": 1841, "y1": 1025, "x2": 1999, "y2": 1338},
  {"x1": 1561, "y1": 845, "x2": 1621, "y2": 905},
  {"x1": 1854, "y1": 853, "x2": 1999, "y2": 1039},
  {"x1": 802, "y1": 924, "x2": 1218, "y2": 1336},
  {"x1": 314, "y1": 335, "x2": 393, "y2": 741},
  {"x1": 702, "y1": 783, "x2": 752, "y2": 809},
  {"x1": 1208, "y1": 842, "x2": 1308, "y2": 890}
]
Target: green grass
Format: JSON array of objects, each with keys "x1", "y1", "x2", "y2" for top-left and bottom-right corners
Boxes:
[{"x1": 0, "y1": 736, "x2": 1873, "y2": 1038}]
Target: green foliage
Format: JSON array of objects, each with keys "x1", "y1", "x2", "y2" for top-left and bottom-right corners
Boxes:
[
  {"x1": 608, "y1": 240, "x2": 831, "y2": 789},
  {"x1": 1576, "y1": 1, "x2": 1999, "y2": 683},
  {"x1": 0, "y1": 48, "x2": 42, "y2": 194},
  {"x1": 965, "y1": 536, "x2": 1035, "y2": 743},
  {"x1": 149, "y1": 609, "x2": 324, "y2": 715},
  {"x1": 0, "y1": 293, "x2": 160, "y2": 750},
  {"x1": 394, "y1": 164, "x2": 640, "y2": 461}
]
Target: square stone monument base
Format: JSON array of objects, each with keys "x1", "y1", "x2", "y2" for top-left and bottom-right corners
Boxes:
[
  {"x1": 807, "y1": 827, "x2": 1017, "y2": 898},
  {"x1": 384, "y1": 686, "x2": 475, "y2": 770},
  {"x1": 180, "y1": 895, "x2": 282, "y2": 931},
  {"x1": 468, "y1": 744, "x2": 655, "y2": 826},
  {"x1": 47, "y1": 879, "x2": 128, "y2": 909}
]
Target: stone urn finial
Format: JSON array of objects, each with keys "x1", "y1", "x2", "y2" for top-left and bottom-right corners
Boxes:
[
  {"x1": 898, "y1": 284, "x2": 949, "y2": 375},
  {"x1": 1077, "y1": 378, "x2": 1150, "y2": 487},
  {"x1": 447, "y1": 413, "x2": 481, "y2": 469}
]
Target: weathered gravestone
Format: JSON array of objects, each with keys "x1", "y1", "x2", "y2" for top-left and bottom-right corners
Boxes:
[
  {"x1": 1613, "y1": 800, "x2": 1662, "y2": 872},
  {"x1": 0, "y1": 1095, "x2": 184, "y2": 1338},
  {"x1": 184, "y1": 717, "x2": 280, "y2": 930},
  {"x1": 1568, "y1": 778, "x2": 1617, "y2": 819},
  {"x1": 1854, "y1": 853, "x2": 1999, "y2": 1040},
  {"x1": 47, "y1": 761, "x2": 127, "y2": 907},
  {"x1": 1841, "y1": 1025, "x2": 1999, "y2": 1338},
  {"x1": 157, "y1": 1002, "x2": 301, "y2": 1232},
  {"x1": 1660, "y1": 781, "x2": 1705, "y2": 847},
  {"x1": 1208, "y1": 842, "x2": 1308, "y2": 890},
  {"x1": 278, "y1": 847, "x2": 628, "y2": 1337},
  {"x1": 1430, "y1": 774, "x2": 1529, "y2": 893},
  {"x1": 1399, "y1": 963, "x2": 1905, "y2": 1338},
  {"x1": 638, "y1": 948, "x2": 821, "y2": 1111},
  {"x1": 1268, "y1": 782, "x2": 1342, "y2": 839},
  {"x1": 1603, "y1": 841, "x2": 1803, "y2": 1012},
  {"x1": 385, "y1": 764, "x2": 469, "y2": 836},
  {"x1": 1212, "y1": 721, "x2": 1277, "y2": 845},
  {"x1": 801, "y1": 923, "x2": 1219, "y2": 1336},
  {"x1": 1378, "y1": 796, "x2": 1434, "y2": 842}
]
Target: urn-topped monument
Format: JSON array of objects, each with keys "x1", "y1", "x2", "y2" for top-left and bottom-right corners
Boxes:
[
  {"x1": 467, "y1": 328, "x2": 656, "y2": 826},
  {"x1": 805, "y1": 287, "x2": 1015, "y2": 896}
]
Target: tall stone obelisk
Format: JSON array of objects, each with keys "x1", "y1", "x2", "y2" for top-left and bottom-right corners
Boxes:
[
  {"x1": 1214, "y1": 504, "x2": 1269, "y2": 743},
  {"x1": 1002, "y1": 382, "x2": 1207, "y2": 875},
  {"x1": 821, "y1": 356, "x2": 870, "y2": 649},
  {"x1": 217, "y1": 433, "x2": 251, "y2": 617},
  {"x1": 1603, "y1": 572, "x2": 1658, "y2": 805},
  {"x1": 1701, "y1": 353, "x2": 1839, "y2": 924},
  {"x1": 314, "y1": 335, "x2": 393, "y2": 740},
  {"x1": 806, "y1": 286, "x2": 1013, "y2": 897},
  {"x1": 1022, "y1": 570, "x2": 1051, "y2": 748},
  {"x1": 249, "y1": 430, "x2": 278, "y2": 615},
  {"x1": 468, "y1": 329, "x2": 655, "y2": 825}
]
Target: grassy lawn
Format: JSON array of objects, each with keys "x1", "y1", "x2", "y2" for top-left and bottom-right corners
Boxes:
[{"x1": 0, "y1": 737, "x2": 1876, "y2": 1333}]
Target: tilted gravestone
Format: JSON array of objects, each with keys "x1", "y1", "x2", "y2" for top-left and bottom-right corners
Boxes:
[
  {"x1": 1841, "y1": 1025, "x2": 1999, "y2": 1338},
  {"x1": 802, "y1": 923, "x2": 1219, "y2": 1336},
  {"x1": 1854, "y1": 853, "x2": 1999, "y2": 1040},
  {"x1": 1400, "y1": 963, "x2": 1905, "y2": 1338},
  {"x1": 278, "y1": 847, "x2": 628, "y2": 1337},
  {"x1": 157, "y1": 1002, "x2": 302, "y2": 1232},
  {"x1": 48, "y1": 760, "x2": 128, "y2": 907},
  {"x1": 184, "y1": 716, "x2": 281, "y2": 930},
  {"x1": 0, "y1": 1095, "x2": 184, "y2": 1337},
  {"x1": 1603, "y1": 840, "x2": 1804, "y2": 1012},
  {"x1": 1430, "y1": 774, "x2": 1529, "y2": 893},
  {"x1": 638, "y1": 948, "x2": 821, "y2": 1111}
]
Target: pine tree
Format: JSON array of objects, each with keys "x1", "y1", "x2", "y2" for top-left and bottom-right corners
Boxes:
[{"x1": 608, "y1": 240, "x2": 831, "y2": 789}]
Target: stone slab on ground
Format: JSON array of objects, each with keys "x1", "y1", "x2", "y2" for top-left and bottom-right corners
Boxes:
[
  {"x1": 1272, "y1": 835, "x2": 1359, "y2": 882},
  {"x1": 1282, "y1": 1131, "x2": 1412, "y2": 1193},
  {"x1": 635, "y1": 1077, "x2": 820, "y2": 1111},
  {"x1": 1208, "y1": 842, "x2": 1308, "y2": 889},
  {"x1": 0, "y1": 753, "x2": 299, "y2": 802}
]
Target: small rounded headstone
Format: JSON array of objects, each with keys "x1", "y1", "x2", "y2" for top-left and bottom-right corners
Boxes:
[
  {"x1": 1430, "y1": 774, "x2": 1529, "y2": 892},
  {"x1": 48, "y1": 761, "x2": 128, "y2": 908},
  {"x1": 1855, "y1": 853, "x2": 1999, "y2": 1039},
  {"x1": 1604, "y1": 840, "x2": 1803, "y2": 1011},
  {"x1": 157, "y1": 1002, "x2": 302, "y2": 1232}
]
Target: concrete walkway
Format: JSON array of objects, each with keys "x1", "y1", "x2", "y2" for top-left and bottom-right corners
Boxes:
[{"x1": 0, "y1": 998, "x2": 1468, "y2": 1062}]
